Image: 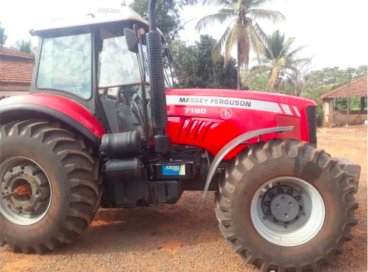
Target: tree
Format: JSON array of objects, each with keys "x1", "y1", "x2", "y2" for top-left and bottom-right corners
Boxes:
[
  {"x1": 195, "y1": 0, "x2": 284, "y2": 89},
  {"x1": 0, "y1": 22, "x2": 7, "y2": 47},
  {"x1": 250, "y1": 30, "x2": 309, "y2": 92},
  {"x1": 13, "y1": 39, "x2": 33, "y2": 54},
  {"x1": 172, "y1": 35, "x2": 237, "y2": 88},
  {"x1": 131, "y1": 0, "x2": 181, "y2": 42}
]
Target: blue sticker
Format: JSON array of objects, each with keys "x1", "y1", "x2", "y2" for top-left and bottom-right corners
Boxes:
[{"x1": 162, "y1": 165, "x2": 186, "y2": 176}]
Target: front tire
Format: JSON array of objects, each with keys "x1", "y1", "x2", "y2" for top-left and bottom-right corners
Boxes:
[
  {"x1": 216, "y1": 139, "x2": 358, "y2": 272},
  {"x1": 0, "y1": 120, "x2": 101, "y2": 254}
]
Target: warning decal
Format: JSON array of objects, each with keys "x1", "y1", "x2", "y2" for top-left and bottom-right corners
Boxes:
[{"x1": 166, "y1": 95, "x2": 283, "y2": 114}]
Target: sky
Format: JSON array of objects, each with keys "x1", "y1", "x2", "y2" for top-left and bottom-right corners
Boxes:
[{"x1": 0, "y1": 0, "x2": 367, "y2": 70}]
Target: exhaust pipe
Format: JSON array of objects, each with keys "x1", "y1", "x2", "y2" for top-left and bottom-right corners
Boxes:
[{"x1": 146, "y1": 0, "x2": 170, "y2": 153}]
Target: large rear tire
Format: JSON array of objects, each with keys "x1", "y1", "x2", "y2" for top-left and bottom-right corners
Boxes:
[
  {"x1": 0, "y1": 120, "x2": 101, "y2": 254},
  {"x1": 216, "y1": 139, "x2": 358, "y2": 272}
]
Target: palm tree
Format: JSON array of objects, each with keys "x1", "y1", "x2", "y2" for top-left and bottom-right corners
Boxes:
[
  {"x1": 13, "y1": 39, "x2": 33, "y2": 54},
  {"x1": 195, "y1": 0, "x2": 285, "y2": 89},
  {"x1": 251, "y1": 30, "x2": 309, "y2": 91}
]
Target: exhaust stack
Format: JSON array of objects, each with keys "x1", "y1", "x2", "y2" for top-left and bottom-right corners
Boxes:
[{"x1": 146, "y1": 0, "x2": 170, "y2": 153}]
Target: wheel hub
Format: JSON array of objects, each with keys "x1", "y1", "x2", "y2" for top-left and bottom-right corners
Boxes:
[
  {"x1": 1, "y1": 157, "x2": 51, "y2": 225},
  {"x1": 261, "y1": 185, "x2": 304, "y2": 225},
  {"x1": 270, "y1": 194, "x2": 299, "y2": 222}
]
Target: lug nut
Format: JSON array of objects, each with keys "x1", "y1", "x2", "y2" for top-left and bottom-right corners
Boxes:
[
  {"x1": 287, "y1": 189, "x2": 293, "y2": 194},
  {"x1": 295, "y1": 196, "x2": 300, "y2": 201},
  {"x1": 299, "y1": 205, "x2": 303, "y2": 211},
  {"x1": 264, "y1": 201, "x2": 270, "y2": 207},
  {"x1": 266, "y1": 210, "x2": 271, "y2": 215}
]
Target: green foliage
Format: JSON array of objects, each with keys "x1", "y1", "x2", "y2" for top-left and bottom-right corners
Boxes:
[
  {"x1": 0, "y1": 22, "x2": 7, "y2": 47},
  {"x1": 250, "y1": 30, "x2": 309, "y2": 92},
  {"x1": 130, "y1": 0, "x2": 181, "y2": 42},
  {"x1": 13, "y1": 39, "x2": 33, "y2": 54},
  {"x1": 195, "y1": 0, "x2": 284, "y2": 89},
  {"x1": 171, "y1": 35, "x2": 237, "y2": 89},
  {"x1": 244, "y1": 65, "x2": 367, "y2": 118}
]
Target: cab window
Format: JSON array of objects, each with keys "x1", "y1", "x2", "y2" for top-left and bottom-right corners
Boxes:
[{"x1": 37, "y1": 33, "x2": 92, "y2": 99}]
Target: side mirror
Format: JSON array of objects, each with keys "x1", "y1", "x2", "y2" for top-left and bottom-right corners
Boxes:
[{"x1": 124, "y1": 28, "x2": 138, "y2": 53}]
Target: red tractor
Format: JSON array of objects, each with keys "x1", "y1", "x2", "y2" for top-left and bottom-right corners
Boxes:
[{"x1": 0, "y1": 2, "x2": 360, "y2": 271}]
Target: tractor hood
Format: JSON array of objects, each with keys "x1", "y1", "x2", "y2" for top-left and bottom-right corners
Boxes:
[{"x1": 166, "y1": 89, "x2": 316, "y2": 109}]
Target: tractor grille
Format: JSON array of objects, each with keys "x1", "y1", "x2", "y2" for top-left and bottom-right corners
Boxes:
[{"x1": 306, "y1": 106, "x2": 317, "y2": 146}]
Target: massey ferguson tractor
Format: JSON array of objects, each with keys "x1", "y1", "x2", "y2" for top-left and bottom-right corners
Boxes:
[{"x1": 0, "y1": 2, "x2": 361, "y2": 272}]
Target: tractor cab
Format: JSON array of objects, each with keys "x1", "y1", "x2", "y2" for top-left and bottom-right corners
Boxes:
[{"x1": 29, "y1": 6, "x2": 171, "y2": 140}]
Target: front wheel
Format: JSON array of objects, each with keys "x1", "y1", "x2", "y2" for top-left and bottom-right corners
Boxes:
[{"x1": 216, "y1": 139, "x2": 358, "y2": 272}]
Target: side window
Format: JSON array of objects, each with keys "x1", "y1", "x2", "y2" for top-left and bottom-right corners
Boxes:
[{"x1": 37, "y1": 33, "x2": 92, "y2": 99}]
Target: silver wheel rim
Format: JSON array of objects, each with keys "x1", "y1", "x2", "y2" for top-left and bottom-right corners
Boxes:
[
  {"x1": 250, "y1": 176, "x2": 325, "y2": 247},
  {"x1": 0, "y1": 156, "x2": 52, "y2": 226}
]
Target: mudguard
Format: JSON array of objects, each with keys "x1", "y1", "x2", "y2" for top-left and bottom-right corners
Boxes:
[
  {"x1": 202, "y1": 126, "x2": 294, "y2": 197},
  {"x1": 0, "y1": 94, "x2": 105, "y2": 145}
]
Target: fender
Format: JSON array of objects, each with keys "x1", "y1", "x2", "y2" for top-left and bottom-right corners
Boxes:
[
  {"x1": 202, "y1": 126, "x2": 294, "y2": 197},
  {"x1": 0, "y1": 94, "x2": 105, "y2": 145}
]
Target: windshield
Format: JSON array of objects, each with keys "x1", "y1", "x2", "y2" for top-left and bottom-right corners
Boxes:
[{"x1": 98, "y1": 35, "x2": 149, "y2": 88}]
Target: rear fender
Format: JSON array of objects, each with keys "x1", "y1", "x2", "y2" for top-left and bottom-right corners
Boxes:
[
  {"x1": 202, "y1": 126, "x2": 294, "y2": 197},
  {"x1": 0, "y1": 94, "x2": 105, "y2": 145}
]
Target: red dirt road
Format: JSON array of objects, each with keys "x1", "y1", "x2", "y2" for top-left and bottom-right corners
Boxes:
[{"x1": 1, "y1": 126, "x2": 367, "y2": 272}]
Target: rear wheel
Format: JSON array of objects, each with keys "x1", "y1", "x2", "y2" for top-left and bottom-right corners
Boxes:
[
  {"x1": 216, "y1": 139, "x2": 358, "y2": 272},
  {"x1": 0, "y1": 120, "x2": 101, "y2": 253}
]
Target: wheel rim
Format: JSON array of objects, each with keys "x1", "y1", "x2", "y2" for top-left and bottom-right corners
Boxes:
[
  {"x1": 250, "y1": 176, "x2": 325, "y2": 247},
  {"x1": 0, "y1": 156, "x2": 52, "y2": 226}
]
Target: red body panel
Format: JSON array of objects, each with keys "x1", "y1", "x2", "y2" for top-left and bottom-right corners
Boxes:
[
  {"x1": 166, "y1": 89, "x2": 316, "y2": 159},
  {"x1": 0, "y1": 89, "x2": 316, "y2": 161},
  {"x1": 0, "y1": 94, "x2": 105, "y2": 137}
]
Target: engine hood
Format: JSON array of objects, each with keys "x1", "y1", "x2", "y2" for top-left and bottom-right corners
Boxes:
[{"x1": 166, "y1": 89, "x2": 317, "y2": 108}]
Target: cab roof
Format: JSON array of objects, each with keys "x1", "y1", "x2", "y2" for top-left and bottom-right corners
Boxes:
[{"x1": 29, "y1": 6, "x2": 164, "y2": 37}]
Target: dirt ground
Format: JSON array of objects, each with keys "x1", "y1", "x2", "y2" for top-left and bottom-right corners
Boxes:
[{"x1": 1, "y1": 126, "x2": 367, "y2": 272}]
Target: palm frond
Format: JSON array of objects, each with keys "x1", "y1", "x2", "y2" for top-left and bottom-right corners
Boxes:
[
  {"x1": 212, "y1": 25, "x2": 234, "y2": 60},
  {"x1": 250, "y1": 20, "x2": 268, "y2": 45},
  {"x1": 249, "y1": 64, "x2": 271, "y2": 74},
  {"x1": 224, "y1": 22, "x2": 240, "y2": 67},
  {"x1": 286, "y1": 45, "x2": 307, "y2": 59},
  {"x1": 247, "y1": 22, "x2": 264, "y2": 64},
  {"x1": 248, "y1": 9, "x2": 285, "y2": 23},
  {"x1": 251, "y1": 0, "x2": 273, "y2": 8},
  {"x1": 201, "y1": 0, "x2": 234, "y2": 7},
  {"x1": 195, "y1": 9, "x2": 235, "y2": 32},
  {"x1": 278, "y1": 37, "x2": 295, "y2": 57}
]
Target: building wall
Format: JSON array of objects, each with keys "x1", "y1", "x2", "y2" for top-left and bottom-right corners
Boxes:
[
  {"x1": 322, "y1": 98, "x2": 334, "y2": 126},
  {"x1": 333, "y1": 113, "x2": 367, "y2": 126}
]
